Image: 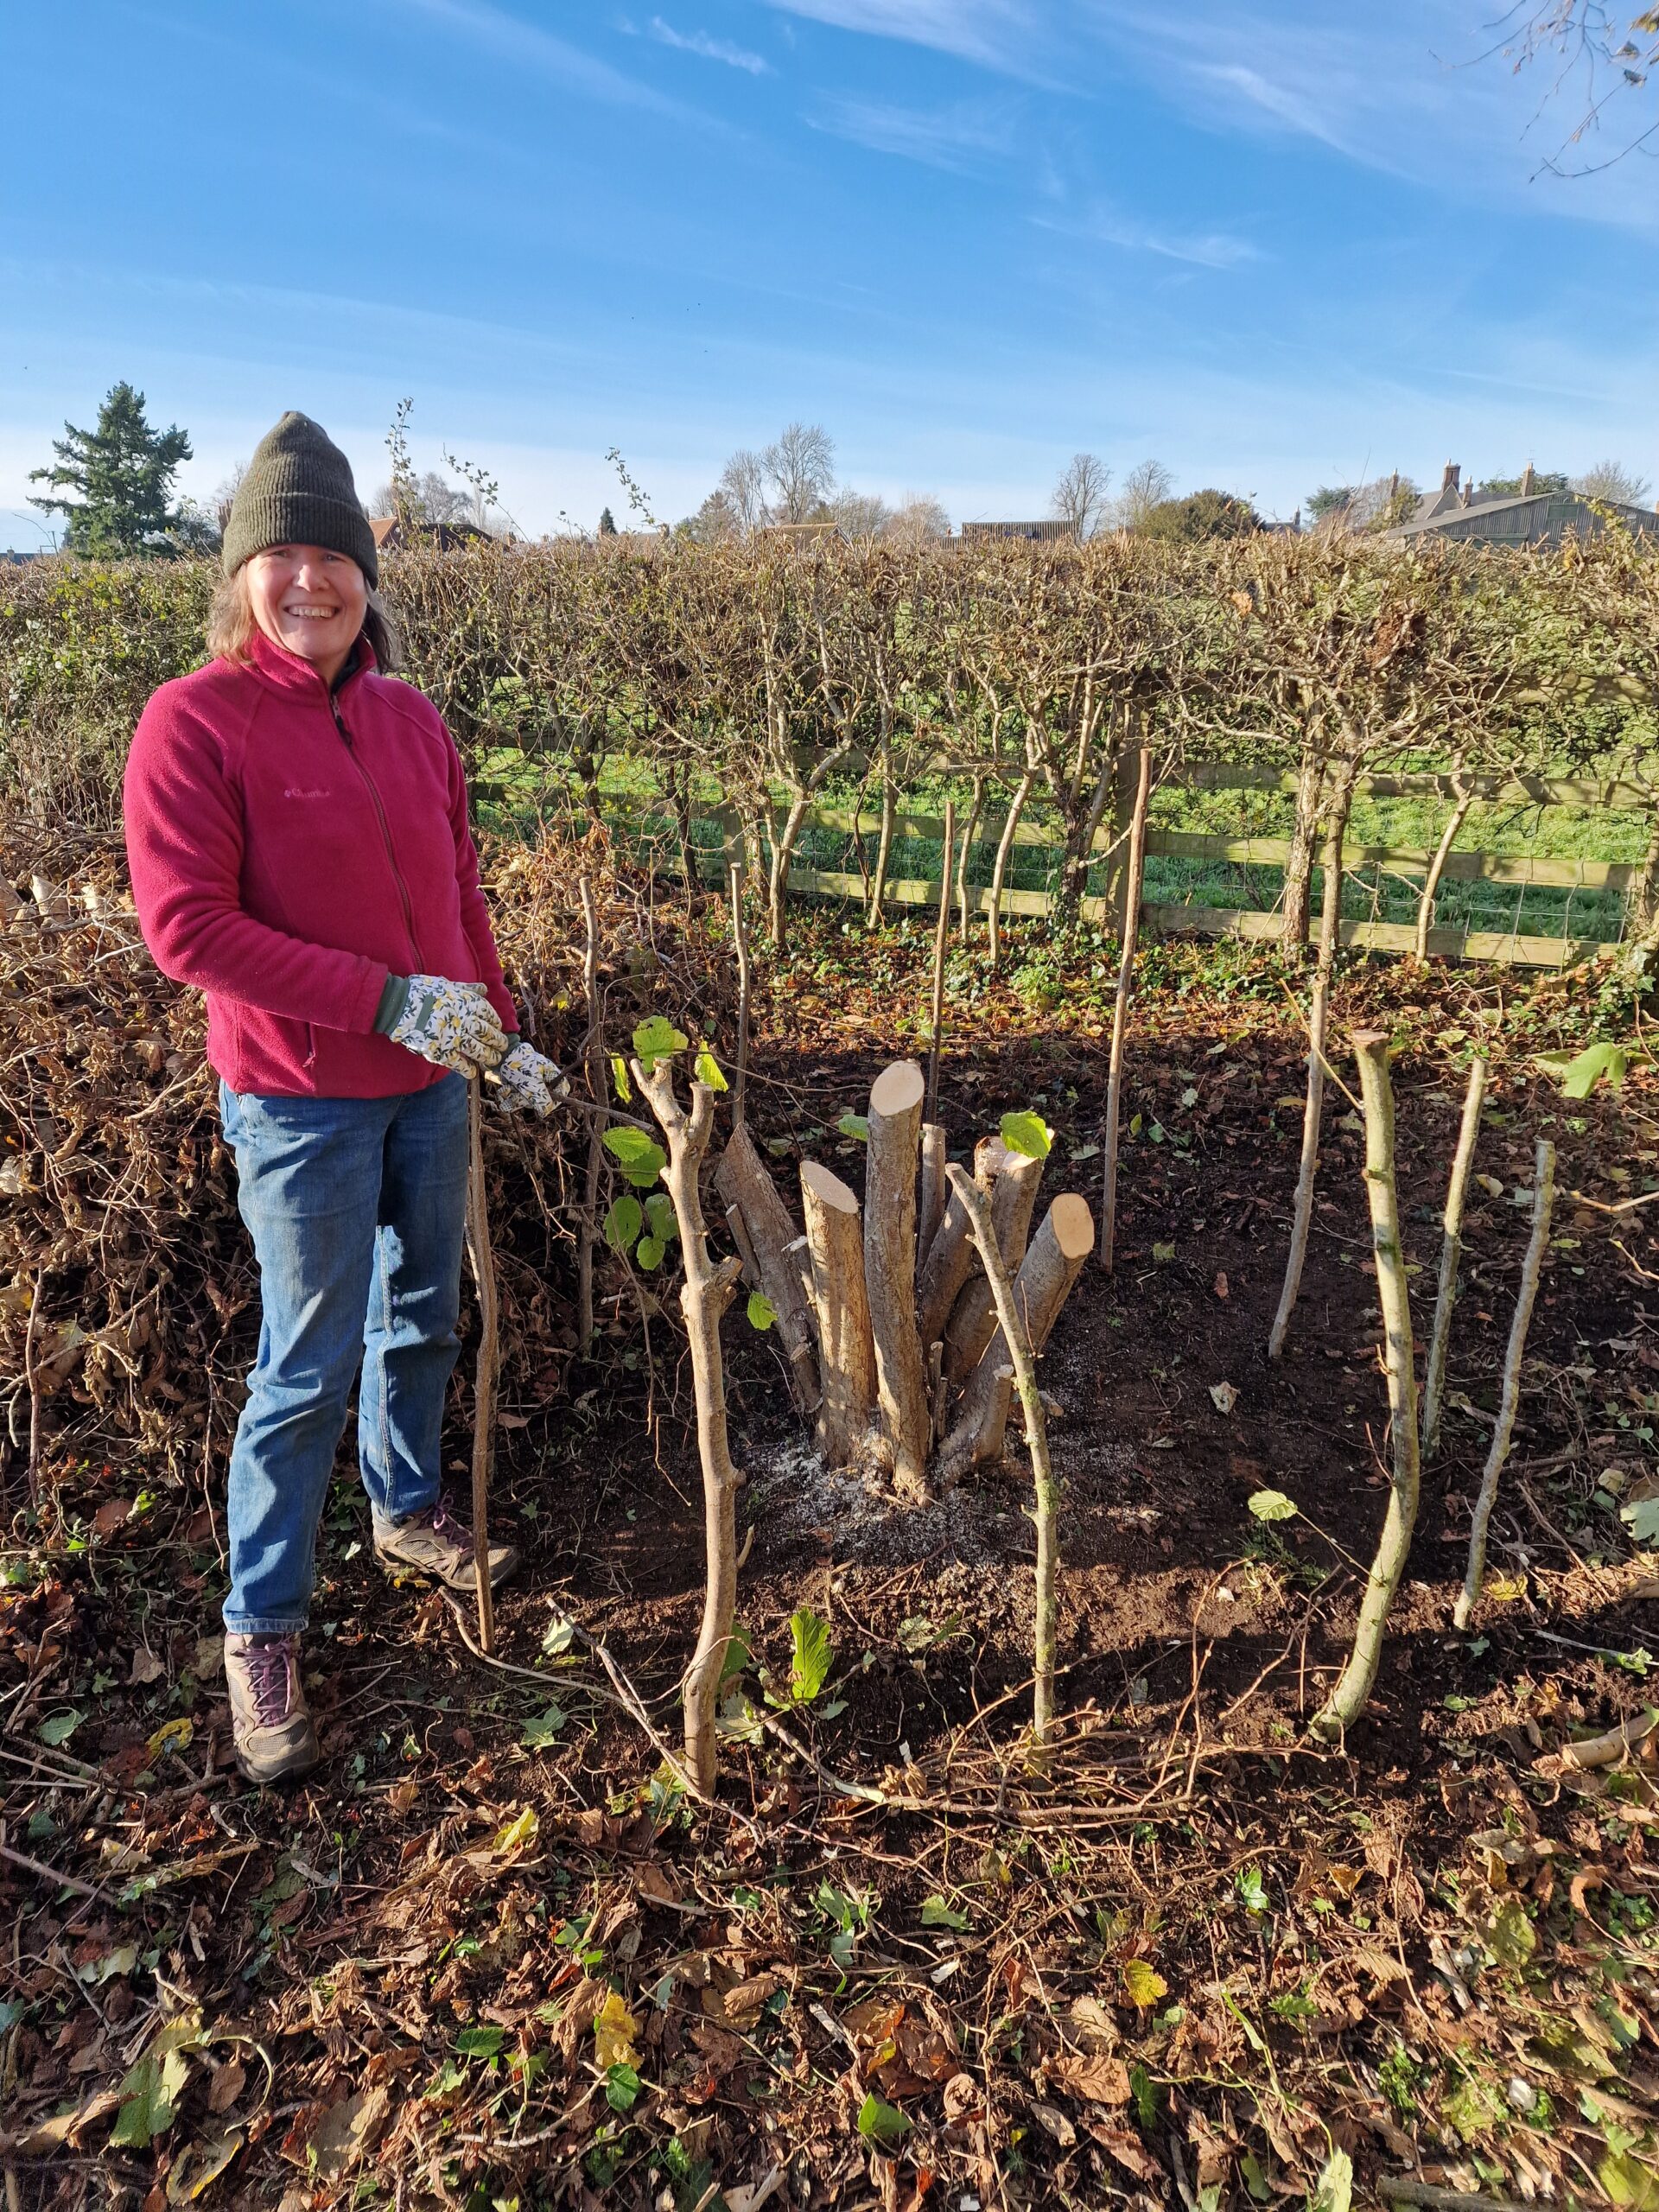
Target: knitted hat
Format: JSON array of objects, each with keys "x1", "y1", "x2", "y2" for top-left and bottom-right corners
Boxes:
[{"x1": 222, "y1": 411, "x2": 378, "y2": 585}]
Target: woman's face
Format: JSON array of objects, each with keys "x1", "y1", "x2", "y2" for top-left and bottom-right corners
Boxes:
[{"x1": 245, "y1": 545, "x2": 367, "y2": 679}]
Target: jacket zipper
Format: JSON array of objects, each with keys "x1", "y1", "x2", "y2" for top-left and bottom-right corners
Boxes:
[{"x1": 331, "y1": 701, "x2": 424, "y2": 972}]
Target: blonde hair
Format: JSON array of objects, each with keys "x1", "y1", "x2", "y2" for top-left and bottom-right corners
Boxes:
[{"x1": 207, "y1": 563, "x2": 401, "y2": 672}]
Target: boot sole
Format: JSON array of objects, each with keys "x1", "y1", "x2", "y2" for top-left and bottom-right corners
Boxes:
[
  {"x1": 233, "y1": 1735, "x2": 321, "y2": 1786},
  {"x1": 372, "y1": 1542, "x2": 520, "y2": 1594}
]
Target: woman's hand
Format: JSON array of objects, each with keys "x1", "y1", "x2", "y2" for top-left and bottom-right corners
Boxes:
[
  {"x1": 383, "y1": 974, "x2": 510, "y2": 1078},
  {"x1": 488, "y1": 1040, "x2": 569, "y2": 1117}
]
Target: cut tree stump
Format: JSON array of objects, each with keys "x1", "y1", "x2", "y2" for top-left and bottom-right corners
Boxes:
[
  {"x1": 800, "y1": 1160, "x2": 876, "y2": 1471},
  {"x1": 943, "y1": 1143, "x2": 1046, "y2": 1382},
  {"x1": 917, "y1": 1135, "x2": 1001, "y2": 1349},
  {"x1": 939, "y1": 1192, "x2": 1094, "y2": 1481},
  {"x1": 714, "y1": 1122, "x2": 818, "y2": 1416},
  {"x1": 863, "y1": 1059, "x2": 931, "y2": 1497},
  {"x1": 918, "y1": 1122, "x2": 947, "y2": 1270}
]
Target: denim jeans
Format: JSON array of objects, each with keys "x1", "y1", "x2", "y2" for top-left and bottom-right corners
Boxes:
[{"x1": 218, "y1": 1074, "x2": 469, "y2": 1635}]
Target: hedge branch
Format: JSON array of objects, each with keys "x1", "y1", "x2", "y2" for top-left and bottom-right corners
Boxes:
[
  {"x1": 1268, "y1": 801, "x2": 1348, "y2": 1358},
  {"x1": 1315, "y1": 1028, "x2": 1421, "y2": 1739},
  {"x1": 1100, "y1": 744, "x2": 1152, "y2": 1274},
  {"x1": 1421, "y1": 1055, "x2": 1489, "y2": 1458},
  {"x1": 576, "y1": 874, "x2": 606, "y2": 1357},
  {"x1": 1453, "y1": 1136, "x2": 1555, "y2": 1631},
  {"x1": 944, "y1": 1161, "x2": 1060, "y2": 1745}
]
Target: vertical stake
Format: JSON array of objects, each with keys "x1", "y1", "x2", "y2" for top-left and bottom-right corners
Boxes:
[
  {"x1": 465, "y1": 1077, "x2": 499, "y2": 1655},
  {"x1": 729, "y1": 860, "x2": 752, "y2": 1133},
  {"x1": 925, "y1": 799, "x2": 956, "y2": 1126}
]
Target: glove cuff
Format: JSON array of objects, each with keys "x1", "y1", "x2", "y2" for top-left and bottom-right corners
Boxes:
[{"x1": 372, "y1": 974, "x2": 411, "y2": 1036}]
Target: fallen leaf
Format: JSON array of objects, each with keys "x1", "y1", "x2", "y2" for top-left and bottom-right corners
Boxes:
[
  {"x1": 1121, "y1": 1958, "x2": 1168, "y2": 2009},
  {"x1": 943, "y1": 2072, "x2": 980, "y2": 2126},
  {"x1": 1209, "y1": 1381, "x2": 1238, "y2": 1414},
  {"x1": 1094, "y1": 2126, "x2": 1163, "y2": 2184},
  {"x1": 208, "y1": 2056, "x2": 246, "y2": 2114},
  {"x1": 492, "y1": 1804, "x2": 539, "y2": 1855},
  {"x1": 1031, "y1": 2099, "x2": 1077, "y2": 2147},
  {"x1": 387, "y1": 1779, "x2": 419, "y2": 1815},
  {"x1": 145, "y1": 1717, "x2": 193, "y2": 1763},
  {"x1": 308, "y1": 2087, "x2": 392, "y2": 2182},
  {"x1": 1050, "y1": 2052, "x2": 1131, "y2": 2106},
  {"x1": 128, "y1": 1647, "x2": 166, "y2": 1687},
  {"x1": 594, "y1": 1990, "x2": 641, "y2": 2071},
  {"x1": 1213, "y1": 1272, "x2": 1230, "y2": 1299},
  {"x1": 92, "y1": 1497, "x2": 133, "y2": 1540}
]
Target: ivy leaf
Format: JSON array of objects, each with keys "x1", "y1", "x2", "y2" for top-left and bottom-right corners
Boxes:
[
  {"x1": 634, "y1": 1236, "x2": 664, "y2": 1271},
  {"x1": 37, "y1": 1710, "x2": 82, "y2": 1747},
  {"x1": 1622, "y1": 1496, "x2": 1659, "y2": 1548},
  {"x1": 857, "y1": 2093, "x2": 911, "y2": 2147},
  {"x1": 610, "y1": 1054, "x2": 632, "y2": 1103},
  {"x1": 788, "y1": 1608, "x2": 834, "y2": 1704},
  {"x1": 694, "y1": 1046, "x2": 728, "y2": 1094},
  {"x1": 455, "y1": 2025, "x2": 506, "y2": 2060},
  {"x1": 1248, "y1": 1489, "x2": 1298, "y2": 1523},
  {"x1": 1121, "y1": 1958, "x2": 1168, "y2": 2009},
  {"x1": 632, "y1": 1016, "x2": 688, "y2": 1074},
  {"x1": 1000, "y1": 1110, "x2": 1052, "y2": 1160},
  {"x1": 605, "y1": 2062, "x2": 642, "y2": 2113},
  {"x1": 603, "y1": 1126, "x2": 666, "y2": 1189},
  {"x1": 602, "y1": 1195, "x2": 642, "y2": 1254},
  {"x1": 837, "y1": 1113, "x2": 869, "y2": 1142},
  {"x1": 920, "y1": 1895, "x2": 969, "y2": 1930},
  {"x1": 520, "y1": 1705, "x2": 567, "y2": 1749},
  {"x1": 747, "y1": 1290, "x2": 776, "y2": 1331}
]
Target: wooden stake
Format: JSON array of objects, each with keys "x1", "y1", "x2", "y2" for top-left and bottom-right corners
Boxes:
[
  {"x1": 1268, "y1": 798, "x2": 1349, "y2": 1358},
  {"x1": 1100, "y1": 745, "x2": 1152, "y2": 1274},
  {"x1": 987, "y1": 772, "x2": 1033, "y2": 975},
  {"x1": 464, "y1": 1077, "x2": 499, "y2": 1655},
  {"x1": 945, "y1": 1162, "x2": 1062, "y2": 1745},
  {"x1": 1421, "y1": 1055, "x2": 1489, "y2": 1458},
  {"x1": 800, "y1": 1160, "x2": 876, "y2": 1470},
  {"x1": 714, "y1": 1123, "x2": 818, "y2": 1416},
  {"x1": 635, "y1": 1054, "x2": 745, "y2": 1794},
  {"x1": 918, "y1": 1122, "x2": 947, "y2": 1269},
  {"x1": 576, "y1": 874, "x2": 606, "y2": 1357},
  {"x1": 1314, "y1": 1030, "x2": 1421, "y2": 1739},
  {"x1": 957, "y1": 775, "x2": 985, "y2": 941},
  {"x1": 1454, "y1": 1138, "x2": 1554, "y2": 1630},
  {"x1": 728, "y1": 861, "x2": 753, "y2": 1133},
  {"x1": 938, "y1": 1192, "x2": 1094, "y2": 1481},
  {"x1": 863, "y1": 1059, "x2": 931, "y2": 1497},
  {"x1": 944, "y1": 1144, "x2": 1045, "y2": 1382},
  {"x1": 925, "y1": 798, "x2": 956, "y2": 1125},
  {"x1": 918, "y1": 1134, "x2": 1002, "y2": 1348}
]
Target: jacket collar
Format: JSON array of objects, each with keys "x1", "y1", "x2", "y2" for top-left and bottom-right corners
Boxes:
[{"x1": 245, "y1": 626, "x2": 378, "y2": 705}]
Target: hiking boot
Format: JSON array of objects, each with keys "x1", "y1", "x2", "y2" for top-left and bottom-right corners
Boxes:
[
  {"x1": 224, "y1": 1633, "x2": 319, "y2": 1784},
  {"x1": 372, "y1": 1498, "x2": 519, "y2": 1594}
]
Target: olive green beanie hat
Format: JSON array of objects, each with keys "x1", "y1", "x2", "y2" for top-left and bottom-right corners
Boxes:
[{"x1": 222, "y1": 411, "x2": 378, "y2": 585}]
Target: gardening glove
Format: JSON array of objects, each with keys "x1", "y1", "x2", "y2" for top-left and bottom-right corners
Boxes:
[
  {"x1": 487, "y1": 1039, "x2": 569, "y2": 1117},
  {"x1": 376, "y1": 973, "x2": 510, "y2": 1078}
]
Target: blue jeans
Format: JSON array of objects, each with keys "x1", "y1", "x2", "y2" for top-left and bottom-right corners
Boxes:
[{"x1": 219, "y1": 1075, "x2": 470, "y2": 1635}]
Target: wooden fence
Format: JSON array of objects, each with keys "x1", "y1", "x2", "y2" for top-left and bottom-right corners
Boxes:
[{"x1": 596, "y1": 756, "x2": 1651, "y2": 969}]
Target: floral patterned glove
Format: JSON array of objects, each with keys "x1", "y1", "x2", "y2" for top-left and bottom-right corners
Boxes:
[
  {"x1": 488, "y1": 1039, "x2": 569, "y2": 1117},
  {"x1": 379, "y1": 974, "x2": 510, "y2": 1078}
]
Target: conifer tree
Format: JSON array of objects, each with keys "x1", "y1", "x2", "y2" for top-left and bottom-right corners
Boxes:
[
  {"x1": 29, "y1": 383, "x2": 194, "y2": 556},
  {"x1": 598, "y1": 505, "x2": 618, "y2": 535}
]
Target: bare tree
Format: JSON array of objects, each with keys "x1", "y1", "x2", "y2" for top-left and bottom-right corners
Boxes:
[
  {"x1": 885, "y1": 494, "x2": 952, "y2": 544},
  {"x1": 830, "y1": 487, "x2": 891, "y2": 538},
  {"x1": 1051, "y1": 453, "x2": 1111, "y2": 540},
  {"x1": 213, "y1": 463, "x2": 247, "y2": 534},
  {"x1": 1500, "y1": 3, "x2": 1659, "y2": 170},
  {"x1": 366, "y1": 468, "x2": 475, "y2": 524},
  {"x1": 761, "y1": 423, "x2": 836, "y2": 524},
  {"x1": 1573, "y1": 458, "x2": 1654, "y2": 505},
  {"x1": 719, "y1": 449, "x2": 766, "y2": 535},
  {"x1": 1111, "y1": 458, "x2": 1174, "y2": 531}
]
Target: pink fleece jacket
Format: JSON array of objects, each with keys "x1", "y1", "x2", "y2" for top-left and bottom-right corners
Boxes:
[{"x1": 124, "y1": 631, "x2": 517, "y2": 1099}]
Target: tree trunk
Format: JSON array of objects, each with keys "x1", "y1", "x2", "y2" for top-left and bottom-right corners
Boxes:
[
  {"x1": 1421, "y1": 1056, "x2": 1489, "y2": 1459},
  {"x1": 800, "y1": 1160, "x2": 876, "y2": 1471},
  {"x1": 1100, "y1": 746, "x2": 1153, "y2": 1274},
  {"x1": 636, "y1": 1057, "x2": 744, "y2": 1795},
  {"x1": 728, "y1": 861, "x2": 753, "y2": 1134},
  {"x1": 944, "y1": 1164, "x2": 1061, "y2": 1746},
  {"x1": 1636, "y1": 804, "x2": 1659, "y2": 938},
  {"x1": 925, "y1": 800, "x2": 956, "y2": 1123},
  {"x1": 987, "y1": 772, "x2": 1034, "y2": 974},
  {"x1": 1314, "y1": 1030, "x2": 1421, "y2": 1739},
  {"x1": 713, "y1": 1123, "x2": 818, "y2": 1416},
  {"x1": 1414, "y1": 772, "x2": 1476, "y2": 959},
  {"x1": 1268, "y1": 797, "x2": 1350, "y2": 1358},
  {"x1": 918, "y1": 1135, "x2": 1002, "y2": 1348},
  {"x1": 766, "y1": 790, "x2": 811, "y2": 948},
  {"x1": 862, "y1": 1059, "x2": 931, "y2": 1498},
  {"x1": 944, "y1": 1145, "x2": 1046, "y2": 1382},
  {"x1": 1281, "y1": 741, "x2": 1328, "y2": 955},
  {"x1": 868, "y1": 769, "x2": 897, "y2": 928},
  {"x1": 1454, "y1": 1139, "x2": 1554, "y2": 1630},
  {"x1": 918, "y1": 1123, "x2": 947, "y2": 1271},
  {"x1": 938, "y1": 1192, "x2": 1094, "y2": 1481}
]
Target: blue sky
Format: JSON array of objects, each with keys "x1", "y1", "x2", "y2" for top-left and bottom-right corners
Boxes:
[{"x1": 4, "y1": 1, "x2": 1656, "y2": 546}]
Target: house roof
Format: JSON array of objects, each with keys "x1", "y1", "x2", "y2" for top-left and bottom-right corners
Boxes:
[{"x1": 1388, "y1": 490, "x2": 1659, "y2": 543}]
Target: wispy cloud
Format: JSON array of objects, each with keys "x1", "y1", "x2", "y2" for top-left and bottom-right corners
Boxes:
[
  {"x1": 1034, "y1": 206, "x2": 1261, "y2": 270},
  {"x1": 646, "y1": 17, "x2": 772, "y2": 73},
  {"x1": 760, "y1": 0, "x2": 1039, "y2": 73},
  {"x1": 400, "y1": 0, "x2": 689, "y2": 115},
  {"x1": 810, "y1": 94, "x2": 1016, "y2": 169}
]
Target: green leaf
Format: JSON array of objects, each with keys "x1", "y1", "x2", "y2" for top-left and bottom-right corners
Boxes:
[
  {"x1": 635, "y1": 1236, "x2": 665, "y2": 1271},
  {"x1": 788, "y1": 1609, "x2": 835, "y2": 1704},
  {"x1": 1240, "y1": 2151, "x2": 1272, "y2": 2204},
  {"x1": 109, "y1": 2044, "x2": 192, "y2": 2148},
  {"x1": 520, "y1": 1705, "x2": 568, "y2": 1749},
  {"x1": 632, "y1": 1016, "x2": 688, "y2": 1074},
  {"x1": 1486, "y1": 1896, "x2": 1536, "y2": 1967},
  {"x1": 455, "y1": 2025, "x2": 506, "y2": 2060},
  {"x1": 1151, "y1": 1241, "x2": 1176, "y2": 1263},
  {"x1": 836, "y1": 1113, "x2": 869, "y2": 1142},
  {"x1": 747, "y1": 1290, "x2": 776, "y2": 1331},
  {"x1": 605, "y1": 2062, "x2": 642, "y2": 2113},
  {"x1": 610, "y1": 1054, "x2": 632, "y2": 1103},
  {"x1": 1236, "y1": 1866, "x2": 1270, "y2": 1916},
  {"x1": 1000, "y1": 1110, "x2": 1052, "y2": 1160},
  {"x1": 644, "y1": 1192, "x2": 679, "y2": 1244},
  {"x1": 717, "y1": 1622, "x2": 752, "y2": 1689},
  {"x1": 603, "y1": 1126, "x2": 667, "y2": 1188},
  {"x1": 1249, "y1": 1489, "x2": 1298, "y2": 1523},
  {"x1": 919, "y1": 1895, "x2": 969, "y2": 1930},
  {"x1": 1128, "y1": 2061, "x2": 1160, "y2": 2129},
  {"x1": 603, "y1": 1195, "x2": 642, "y2": 1254},
  {"x1": 856, "y1": 2093, "x2": 911, "y2": 2147},
  {"x1": 38, "y1": 1710, "x2": 81, "y2": 1747},
  {"x1": 694, "y1": 1046, "x2": 728, "y2": 1094},
  {"x1": 1558, "y1": 1040, "x2": 1631, "y2": 1100},
  {"x1": 1600, "y1": 2151, "x2": 1659, "y2": 2210},
  {"x1": 1622, "y1": 1496, "x2": 1659, "y2": 1548},
  {"x1": 1310, "y1": 2147, "x2": 1353, "y2": 2212}
]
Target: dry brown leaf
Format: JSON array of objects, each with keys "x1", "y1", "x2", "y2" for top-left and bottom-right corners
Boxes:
[
  {"x1": 1049, "y1": 2052, "x2": 1131, "y2": 2107},
  {"x1": 208, "y1": 2056, "x2": 247, "y2": 2114}
]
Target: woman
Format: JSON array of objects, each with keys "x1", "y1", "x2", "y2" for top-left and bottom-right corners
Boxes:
[{"x1": 124, "y1": 411, "x2": 563, "y2": 1784}]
